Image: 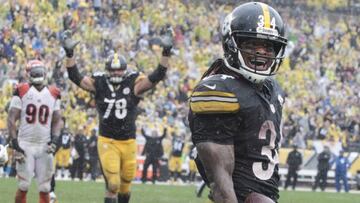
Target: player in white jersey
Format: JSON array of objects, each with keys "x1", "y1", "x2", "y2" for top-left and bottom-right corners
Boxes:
[{"x1": 7, "y1": 60, "x2": 62, "y2": 203}]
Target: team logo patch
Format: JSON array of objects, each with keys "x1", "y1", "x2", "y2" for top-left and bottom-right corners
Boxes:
[
  {"x1": 27, "y1": 94, "x2": 33, "y2": 100},
  {"x1": 203, "y1": 84, "x2": 216, "y2": 90},
  {"x1": 123, "y1": 87, "x2": 130, "y2": 95}
]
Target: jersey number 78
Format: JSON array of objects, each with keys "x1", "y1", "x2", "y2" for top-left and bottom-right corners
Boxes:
[{"x1": 103, "y1": 98, "x2": 127, "y2": 119}]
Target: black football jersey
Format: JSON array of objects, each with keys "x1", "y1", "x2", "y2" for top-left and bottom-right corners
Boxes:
[
  {"x1": 171, "y1": 138, "x2": 185, "y2": 157},
  {"x1": 60, "y1": 132, "x2": 71, "y2": 149},
  {"x1": 189, "y1": 67, "x2": 285, "y2": 202},
  {"x1": 92, "y1": 72, "x2": 142, "y2": 140}
]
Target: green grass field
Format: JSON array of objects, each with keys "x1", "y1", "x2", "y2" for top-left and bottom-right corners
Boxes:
[{"x1": 0, "y1": 178, "x2": 358, "y2": 203}]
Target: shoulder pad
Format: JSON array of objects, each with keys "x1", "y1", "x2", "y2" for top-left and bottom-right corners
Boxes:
[
  {"x1": 190, "y1": 75, "x2": 239, "y2": 114},
  {"x1": 127, "y1": 71, "x2": 139, "y2": 77},
  {"x1": 135, "y1": 72, "x2": 147, "y2": 83},
  {"x1": 48, "y1": 85, "x2": 61, "y2": 99},
  {"x1": 125, "y1": 71, "x2": 140, "y2": 81},
  {"x1": 92, "y1": 71, "x2": 105, "y2": 78},
  {"x1": 14, "y1": 83, "x2": 30, "y2": 98}
]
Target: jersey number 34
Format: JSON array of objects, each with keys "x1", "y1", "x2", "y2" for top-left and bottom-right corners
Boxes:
[{"x1": 252, "y1": 120, "x2": 279, "y2": 180}]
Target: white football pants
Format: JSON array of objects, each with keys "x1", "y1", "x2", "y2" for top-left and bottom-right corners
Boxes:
[{"x1": 16, "y1": 141, "x2": 54, "y2": 192}]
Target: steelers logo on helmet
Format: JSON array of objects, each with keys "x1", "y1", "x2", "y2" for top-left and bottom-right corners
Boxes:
[
  {"x1": 105, "y1": 52, "x2": 127, "y2": 84},
  {"x1": 26, "y1": 60, "x2": 46, "y2": 85},
  {"x1": 221, "y1": 2, "x2": 287, "y2": 84}
]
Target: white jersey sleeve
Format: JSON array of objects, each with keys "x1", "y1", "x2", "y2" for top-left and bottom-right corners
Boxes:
[
  {"x1": 9, "y1": 96, "x2": 22, "y2": 109},
  {"x1": 54, "y1": 99, "x2": 61, "y2": 111}
]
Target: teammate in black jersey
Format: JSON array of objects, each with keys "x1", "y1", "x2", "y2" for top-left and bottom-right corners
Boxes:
[
  {"x1": 188, "y1": 2, "x2": 287, "y2": 203},
  {"x1": 61, "y1": 28, "x2": 173, "y2": 203},
  {"x1": 55, "y1": 128, "x2": 72, "y2": 179},
  {"x1": 168, "y1": 133, "x2": 185, "y2": 182}
]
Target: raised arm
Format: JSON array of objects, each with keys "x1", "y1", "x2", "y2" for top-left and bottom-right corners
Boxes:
[
  {"x1": 61, "y1": 30, "x2": 96, "y2": 92},
  {"x1": 141, "y1": 128, "x2": 150, "y2": 139},
  {"x1": 134, "y1": 29, "x2": 173, "y2": 96},
  {"x1": 196, "y1": 142, "x2": 237, "y2": 203},
  {"x1": 160, "y1": 128, "x2": 167, "y2": 139}
]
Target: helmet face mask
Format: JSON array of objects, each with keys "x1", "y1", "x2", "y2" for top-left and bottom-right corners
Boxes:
[
  {"x1": 222, "y1": 2, "x2": 287, "y2": 84},
  {"x1": 236, "y1": 38, "x2": 276, "y2": 72},
  {"x1": 105, "y1": 53, "x2": 127, "y2": 85},
  {"x1": 26, "y1": 60, "x2": 46, "y2": 85}
]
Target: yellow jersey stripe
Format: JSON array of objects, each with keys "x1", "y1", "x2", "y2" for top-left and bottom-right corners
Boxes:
[
  {"x1": 260, "y1": 3, "x2": 271, "y2": 28},
  {"x1": 190, "y1": 101, "x2": 240, "y2": 113},
  {"x1": 192, "y1": 91, "x2": 236, "y2": 98},
  {"x1": 191, "y1": 96, "x2": 238, "y2": 103},
  {"x1": 135, "y1": 73, "x2": 147, "y2": 84}
]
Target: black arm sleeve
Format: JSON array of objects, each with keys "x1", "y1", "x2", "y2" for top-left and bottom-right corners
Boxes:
[
  {"x1": 67, "y1": 65, "x2": 84, "y2": 86},
  {"x1": 148, "y1": 64, "x2": 167, "y2": 83},
  {"x1": 161, "y1": 129, "x2": 167, "y2": 139}
]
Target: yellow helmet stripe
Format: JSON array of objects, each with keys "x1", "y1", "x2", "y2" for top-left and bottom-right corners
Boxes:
[
  {"x1": 260, "y1": 3, "x2": 271, "y2": 28},
  {"x1": 113, "y1": 53, "x2": 119, "y2": 64}
]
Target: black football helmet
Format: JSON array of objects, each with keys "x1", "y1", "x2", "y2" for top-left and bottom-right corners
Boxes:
[
  {"x1": 222, "y1": 2, "x2": 287, "y2": 83},
  {"x1": 105, "y1": 52, "x2": 127, "y2": 84}
]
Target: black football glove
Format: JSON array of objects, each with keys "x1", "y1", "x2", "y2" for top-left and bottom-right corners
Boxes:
[
  {"x1": 10, "y1": 138, "x2": 25, "y2": 155},
  {"x1": 10, "y1": 138, "x2": 25, "y2": 163},
  {"x1": 161, "y1": 27, "x2": 174, "y2": 57},
  {"x1": 47, "y1": 134, "x2": 60, "y2": 154},
  {"x1": 60, "y1": 30, "x2": 80, "y2": 58}
]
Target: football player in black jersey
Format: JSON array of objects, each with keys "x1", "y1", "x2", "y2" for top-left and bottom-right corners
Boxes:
[
  {"x1": 61, "y1": 29, "x2": 173, "y2": 203},
  {"x1": 188, "y1": 2, "x2": 287, "y2": 203},
  {"x1": 55, "y1": 128, "x2": 72, "y2": 179},
  {"x1": 168, "y1": 133, "x2": 185, "y2": 183}
]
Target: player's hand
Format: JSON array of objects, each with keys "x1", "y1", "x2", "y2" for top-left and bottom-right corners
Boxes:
[
  {"x1": 160, "y1": 27, "x2": 174, "y2": 57},
  {"x1": 47, "y1": 135, "x2": 60, "y2": 154},
  {"x1": 14, "y1": 150, "x2": 25, "y2": 163},
  {"x1": 60, "y1": 30, "x2": 80, "y2": 58},
  {"x1": 10, "y1": 139, "x2": 26, "y2": 163},
  {"x1": 47, "y1": 142, "x2": 57, "y2": 154}
]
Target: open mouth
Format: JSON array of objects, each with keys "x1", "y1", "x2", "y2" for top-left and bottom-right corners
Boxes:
[
  {"x1": 249, "y1": 57, "x2": 269, "y2": 70},
  {"x1": 250, "y1": 58, "x2": 266, "y2": 66}
]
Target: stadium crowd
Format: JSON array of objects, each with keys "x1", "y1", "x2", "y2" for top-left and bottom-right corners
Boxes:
[{"x1": 0, "y1": 0, "x2": 359, "y2": 180}]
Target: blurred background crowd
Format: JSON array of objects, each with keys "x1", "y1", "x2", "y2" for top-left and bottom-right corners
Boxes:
[{"x1": 0, "y1": 0, "x2": 359, "y2": 182}]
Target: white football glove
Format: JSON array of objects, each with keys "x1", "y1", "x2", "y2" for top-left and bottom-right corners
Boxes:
[{"x1": 0, "y1": 144, "x2": 8, "y2": 165}]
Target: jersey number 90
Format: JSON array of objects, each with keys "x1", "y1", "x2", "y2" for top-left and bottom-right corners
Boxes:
[{"x1": 25, "y1": 104, "x2": 49, "y2": 124}]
